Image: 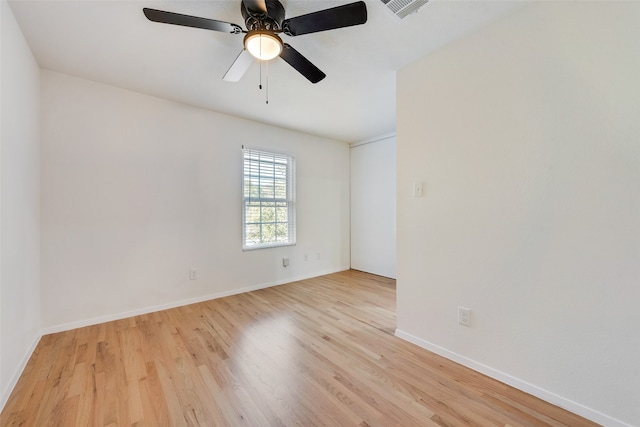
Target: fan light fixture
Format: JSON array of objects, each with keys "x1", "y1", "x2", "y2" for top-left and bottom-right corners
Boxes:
[{"x1": 244, "y1": 31, "x2": 283, "y2": 60}]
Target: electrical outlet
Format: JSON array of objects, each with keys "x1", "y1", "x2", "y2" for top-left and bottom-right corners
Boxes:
[
  {"x1": 282, "y1": 257, "x2": 289, "y2": 267},
  {"x1": 413, "y1": 181, "x2": 425, "y2": 198},
  {"x1": 458, "y1": 306, "x2": 471, "y2": 327},
  {"x1": 189, "y1": 269, "x2": 197, "y2": 280}
]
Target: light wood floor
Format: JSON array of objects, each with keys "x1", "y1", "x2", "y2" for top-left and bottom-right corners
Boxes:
[{"x1": 1, "y1": 270, "x2": 598, "y2": 426}]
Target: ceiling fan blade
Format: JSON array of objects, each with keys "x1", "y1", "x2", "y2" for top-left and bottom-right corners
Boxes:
[
  {"x1": 223, "y1": 50, "x2": 254, "y2": 82},
  {"x1": 143, "y1": 8, "x2": 243, "y2": 34},
  {"x1": 279, "y1": 44, "x2": 326, "y2": 84},
  {"x1": 283, "y1": 1, "x2": 367, "y2": 36}
]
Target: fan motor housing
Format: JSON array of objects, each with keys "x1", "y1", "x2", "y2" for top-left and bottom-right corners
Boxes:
[{"x1": 241, "y1": 0, "x2": 285, "y2": 31}]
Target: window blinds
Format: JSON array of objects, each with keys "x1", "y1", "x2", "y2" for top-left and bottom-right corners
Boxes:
[{"x1": 242, "y1": 148, "x2": 296, "y2": 249}]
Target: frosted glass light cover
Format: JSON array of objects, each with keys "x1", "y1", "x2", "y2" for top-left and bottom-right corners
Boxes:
[{"x1": 245, "y1": 33, "x2": 283, "y2": 60}]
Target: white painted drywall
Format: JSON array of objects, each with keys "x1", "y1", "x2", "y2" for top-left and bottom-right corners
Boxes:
[
  {"x1": 350, "y1": 136, "x2": 396, "y2": 278},
  {"x1": 40, "y1": 70, "x2": 350, "y2": 330},
  {"x1": 396, "y1": 2, "x2": 639, "y2": 426},
  {"x1": 0, "y1": 0, "x2": 41, "y2": 408}
]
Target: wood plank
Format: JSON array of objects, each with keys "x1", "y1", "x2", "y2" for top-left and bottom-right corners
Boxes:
[{"x1": 0, "y1": 270, "x2": 599, "y2": 426}]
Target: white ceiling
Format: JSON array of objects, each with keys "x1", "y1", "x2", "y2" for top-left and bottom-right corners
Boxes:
[{"x1": 9, "y1": 0, "x2": 525, "y2": 143}]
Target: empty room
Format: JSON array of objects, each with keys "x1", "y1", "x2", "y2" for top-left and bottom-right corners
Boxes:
[{"x1": 1, "y1": 0, "x2": 638, "y2": 426}]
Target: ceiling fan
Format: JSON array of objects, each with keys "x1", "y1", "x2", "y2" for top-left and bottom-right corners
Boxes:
[{"x1": 143, "y1": 0, "x2": 368, "y2": 84}]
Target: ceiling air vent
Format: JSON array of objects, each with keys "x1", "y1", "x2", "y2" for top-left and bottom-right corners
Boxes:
[{"x1": 381, "y1": 0, "x2": 429, "y2": 19}]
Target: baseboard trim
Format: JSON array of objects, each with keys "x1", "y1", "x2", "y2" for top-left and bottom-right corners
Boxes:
[
  {"x1": 42, "y1": 268, "x2": 349, "y2": 335},
  {"x1": 0, "y1": 333, "x2": 42, "y2": 412},
  {"x1": 394, "y1": 329, "x2": 631, "y2": 427}
]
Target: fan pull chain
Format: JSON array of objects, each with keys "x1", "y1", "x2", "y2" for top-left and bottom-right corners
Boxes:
[
  {"x1": 259, "y1": 36, "x2": 263, "y2": 89},
  {"x1": 266, "y1": 61, "x2": 269, "y2": 105}
]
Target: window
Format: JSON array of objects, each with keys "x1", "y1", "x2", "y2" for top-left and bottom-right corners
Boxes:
[{"x1": 242, "y1": 148, "x2": 296, "y2": 250}]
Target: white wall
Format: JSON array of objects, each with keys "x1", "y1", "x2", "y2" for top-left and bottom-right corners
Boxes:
[
  {"x1": 350, "y1": 136, "x2": 396, "y2": 278},
  {"x1": 40, "y1": 70, "x2": 350, "y2": 331},
  {"x1": 0, "y1": 0, "x2": 41, "y2": 409},
  {"x1": 396, "y1": 2, "x2": 639, "y2": 426}
]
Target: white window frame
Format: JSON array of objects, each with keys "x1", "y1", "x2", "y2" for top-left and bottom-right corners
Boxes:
[{"x1": 242, "y1": 148, "x2": 296, "y2": 250}]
